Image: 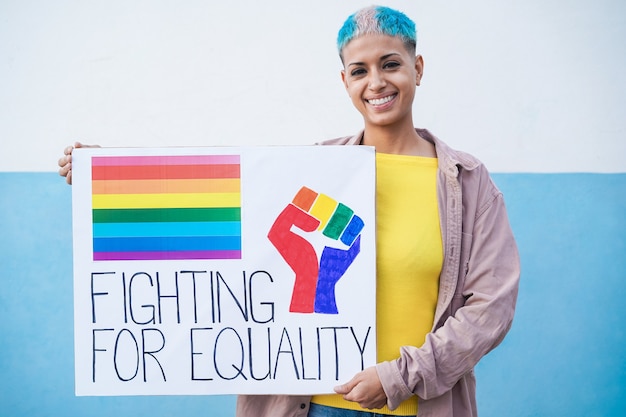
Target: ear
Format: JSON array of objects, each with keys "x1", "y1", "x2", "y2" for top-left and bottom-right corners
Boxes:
[
  {"x1": 341, "y1": 69, "x2": 349, "y2": 91},
  {"x1": 415, "y1": 54, "x2": 424, "y2": 86}
]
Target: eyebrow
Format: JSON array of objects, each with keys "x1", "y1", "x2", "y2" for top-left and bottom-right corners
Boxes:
[{"x1": 346, "y1": 52, "x2": 402, "y2": 68}]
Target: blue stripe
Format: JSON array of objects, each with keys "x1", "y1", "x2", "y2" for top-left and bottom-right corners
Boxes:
[
  {"x1": 92, "y1": 221, "x2": 241, "y2": 238},
  {"x1": 93, "y1": 236, "x2": 242, "y2": 252},
  {"x1": 3, "y1": 172, "x2": 626, "y2": 417},
  {"x1": 340, "y1": 214, "x2": 364, "y2": 246}
]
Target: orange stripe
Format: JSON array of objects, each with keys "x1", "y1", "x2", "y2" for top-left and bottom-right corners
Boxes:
[
  {"x1": 92, "y1": 178, "x2": 240, "y2": 194},
  {"x1": 292, "y1": 186, "x2": 318, "y2": 211}
]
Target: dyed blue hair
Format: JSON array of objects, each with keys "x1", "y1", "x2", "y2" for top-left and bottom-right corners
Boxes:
[{"x1": 337, "y1": 6, "x2": 417, "y2": 58}]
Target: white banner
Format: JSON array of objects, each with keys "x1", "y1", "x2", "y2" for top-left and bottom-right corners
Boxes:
[{"x1": 71, "y1": 145, "x2": 376, "y2": 396}]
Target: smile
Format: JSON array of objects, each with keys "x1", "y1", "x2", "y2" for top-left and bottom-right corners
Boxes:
[{"x1": 367, "y1": 94, "x2": 396, "y2": 106}]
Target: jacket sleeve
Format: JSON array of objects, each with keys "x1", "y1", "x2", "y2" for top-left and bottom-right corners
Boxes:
[
  {"x1": 376, "y1": 170, "x2": 521, "y2": 410},
  {"x1": 236, "y1": 395, "x2": 311, "y2": 417}
]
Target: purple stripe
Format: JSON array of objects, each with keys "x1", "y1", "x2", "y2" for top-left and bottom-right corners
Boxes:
[
  {"x1": 91, "y1": 155, "x2": 240, "y2": 166},
  {"x1": 93, "y1": 250, "x2": 242, "y2": 261}
]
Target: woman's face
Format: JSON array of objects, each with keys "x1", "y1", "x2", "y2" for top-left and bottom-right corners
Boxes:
[{"x1": 341, "y1": 34, "x2": 423, "y2": 130}]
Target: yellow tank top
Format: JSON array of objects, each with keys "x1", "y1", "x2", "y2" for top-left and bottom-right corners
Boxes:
[{"x1": 312, "y1": 152, "x2": 443, "y2": 415}]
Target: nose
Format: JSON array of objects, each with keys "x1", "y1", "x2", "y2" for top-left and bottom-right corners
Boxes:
[{"x1": 368, "y1": 69, "x2": 386, "y2": 91}]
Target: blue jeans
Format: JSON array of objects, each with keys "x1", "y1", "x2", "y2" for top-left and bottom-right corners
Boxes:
[{"x1": 308, "y1": 403, "x2": 412, "y2": 417}]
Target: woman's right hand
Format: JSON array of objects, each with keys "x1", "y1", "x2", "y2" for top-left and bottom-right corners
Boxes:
[{"x1": 58, "y1": 142, "x2": 100, "y2": 185}]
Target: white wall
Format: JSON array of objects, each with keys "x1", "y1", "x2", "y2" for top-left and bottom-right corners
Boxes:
[{"x1": 1, "y1": 0, "x2": 624, "y2": 172}]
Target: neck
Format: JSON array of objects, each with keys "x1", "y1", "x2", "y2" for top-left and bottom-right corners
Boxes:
[{"x1": 361, "y1": 123, "x2": 435, "y2": 157}]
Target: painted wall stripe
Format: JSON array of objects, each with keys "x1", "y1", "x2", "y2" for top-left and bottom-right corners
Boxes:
[{"x1": 2, "y1": 172, "x2": 625, "y2": 416}]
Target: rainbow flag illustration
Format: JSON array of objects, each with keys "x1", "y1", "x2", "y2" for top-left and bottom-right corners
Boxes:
[{"x1": 91, "y1": 154, "x2": 241, "y2": 261}]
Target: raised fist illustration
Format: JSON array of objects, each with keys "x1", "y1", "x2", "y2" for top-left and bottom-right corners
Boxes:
[{"x1": 268, "y1": 186, "x2": 364, "y2": 314}]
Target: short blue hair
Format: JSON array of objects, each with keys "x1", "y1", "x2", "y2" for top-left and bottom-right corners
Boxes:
[{"x1": 337, "y1": 6, "x2": 417, "y2": 57}]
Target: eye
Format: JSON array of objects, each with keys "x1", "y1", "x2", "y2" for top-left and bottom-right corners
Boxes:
[
  {"x1": 383, "y1": 61, "x2": 400, "y2": 70},
  {"x1": 350, "y1": 68, "x2": 366, "y2": 77}
]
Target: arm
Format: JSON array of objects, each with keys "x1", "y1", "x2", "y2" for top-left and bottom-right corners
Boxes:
[
  {"x1": 58, "y1": 142, "x2": 100, "y2": 184},
  {"x1": 377, "y1": 178, "x2": 520, "y2": 409}
]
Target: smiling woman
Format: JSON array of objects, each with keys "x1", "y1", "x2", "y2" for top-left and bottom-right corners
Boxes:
[
  {"x1": 236, "y1": 5, "x2": 520, "y2": 417},
  {"x1": 2, "y1": 1, "x2": 623, "y2": 417},
  {"x1": 55, "y1": 7, "x2": 519, "y2": 417}
]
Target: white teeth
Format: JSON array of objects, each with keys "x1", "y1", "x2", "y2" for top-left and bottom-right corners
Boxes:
[{"x1": 368, "y1": 95, "x2": 395, "y2": 106}]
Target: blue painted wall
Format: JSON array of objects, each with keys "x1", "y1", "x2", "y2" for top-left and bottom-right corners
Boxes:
[{"x1": 1, "y1": 173, "x2": 624, "y2": 416}]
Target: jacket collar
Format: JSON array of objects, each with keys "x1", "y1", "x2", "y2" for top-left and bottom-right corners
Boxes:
[{"x1": 347, "y1": 129, "x2": 481, "y2": 178}]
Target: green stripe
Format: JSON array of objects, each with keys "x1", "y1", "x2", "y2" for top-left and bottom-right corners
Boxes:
[
  {"x1": 93, "y1": 207, "x2": 241, "y2": 223},
  {"x1": 323, "y1": 203, "x2": 354, "y2": 240}
]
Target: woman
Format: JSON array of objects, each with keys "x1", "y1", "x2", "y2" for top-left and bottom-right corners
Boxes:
[{"x1": 59, "y1": 6, "x2": 520, "y2": 417}]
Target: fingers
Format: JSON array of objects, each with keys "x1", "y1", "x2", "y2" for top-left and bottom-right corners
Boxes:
[
  {"x1": 334, "y1": 370, "x2": 361, "y2": 395},
  {"x1": 57, "y1": 166, "x2": 73, "y2": 184},
  {"x1": 58, "y1": 155, "x2": 71, "y2": 182},
  {"x1": 291, "y1": 186, "x2": 363, "y2": 246},
  {"x1": 334, "y1": 367, "x2": 387, "y2": 410},
  {"x1": 58, "y1": 142, "x2": 80, "y2": 184},
  {"x1": 334, "y1": 378, "x2": 355, "y2": 395},
  {"x1": 58, "y1": 159, "x2": 69, "y2": 175},
  {"x1": 58, "y1": 141, "x2": 101, "y2": 185},
  {"x1": 58, "y1": 154, "x2": 70, "y2": 169}
]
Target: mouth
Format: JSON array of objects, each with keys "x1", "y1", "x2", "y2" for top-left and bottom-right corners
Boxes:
[{"x1": 366, "y1": 93, "x2": 397, "y2": 106}]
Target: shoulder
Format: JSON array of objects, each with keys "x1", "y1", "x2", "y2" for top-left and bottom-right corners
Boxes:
[
  {"x1": 417, "y1": 128, "x2": 483, "y2": 172},
  {"x1": 422, "y1": 128, "x2": 502, "y2": 206},
  {"x1": 315, "y1": 131, "x2": 363, "y2": 146}
]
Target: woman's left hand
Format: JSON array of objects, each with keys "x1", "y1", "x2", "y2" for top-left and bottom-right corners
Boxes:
[{"x1": 334, "y1": 366, "x2": 387, "y2": 410}]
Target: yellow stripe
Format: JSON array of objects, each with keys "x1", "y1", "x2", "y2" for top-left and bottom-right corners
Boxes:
[
  {"x1": 92, "y1": 193, "x2": 241, "y2": 209},
  {"x1": 309, "y1": 193, "x2": 337, "y2": 231}
]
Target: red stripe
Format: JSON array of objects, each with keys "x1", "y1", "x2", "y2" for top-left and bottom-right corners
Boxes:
[{"x1": 92, "y1": 164, "x2": 240, "y2": 180}]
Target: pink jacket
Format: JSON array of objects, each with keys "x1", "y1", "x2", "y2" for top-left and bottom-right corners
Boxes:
[{"x1": 236, "y1": 129, "x2": 520, "y2": 417}]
